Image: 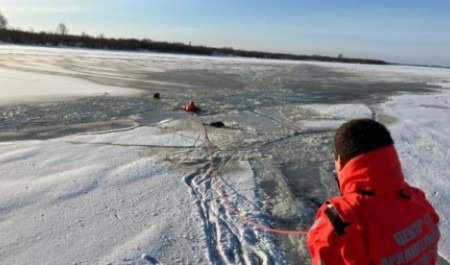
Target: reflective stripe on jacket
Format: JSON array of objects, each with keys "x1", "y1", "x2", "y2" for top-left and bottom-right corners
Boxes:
[{"x1": 307, "y1": 145, "x2": 440, "y2": 265}]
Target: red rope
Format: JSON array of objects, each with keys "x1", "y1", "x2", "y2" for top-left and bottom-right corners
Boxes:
[{"x1": 200, "y1": 119, "x2": 309, "y2": 236}]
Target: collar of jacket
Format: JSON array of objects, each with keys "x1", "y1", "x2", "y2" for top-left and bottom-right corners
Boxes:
[{"x1": 338, "y1": 145, "x2": 405, "y2": 195}]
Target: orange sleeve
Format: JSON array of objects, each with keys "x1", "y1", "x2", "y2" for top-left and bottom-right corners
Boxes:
[{"x1": 307, "y1": 204, "x2": 369, "y2": 265}]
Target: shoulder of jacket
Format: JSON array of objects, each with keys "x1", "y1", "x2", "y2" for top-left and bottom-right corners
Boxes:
[
  {"x1": 321, "y1": 195, "x2": 364, "y2": 236},
  {"x1": 323, "y1": 202, "x2": 350, "y2": 236},
  {"x1": 328, "y1": 194, "x2": 361, "y2": 216}
]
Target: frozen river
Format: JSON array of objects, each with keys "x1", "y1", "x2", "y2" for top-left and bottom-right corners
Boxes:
[
  {"x1": 0, "y1": 45, "x2": 449, "y2": 264},
  {"x1": 0, "y1": 46, "x2": 437, "y2": 140}
]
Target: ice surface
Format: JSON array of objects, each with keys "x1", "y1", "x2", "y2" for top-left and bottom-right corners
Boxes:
[
  {"x1": 1, "y1": 45, "x2": 450, "y2": 264},
  {"x1": 0, "y1": 68, "x2": 142, "y2": 106},
  {"x1": 0, "y1": 120, "x2": 284, "y2": 264}
]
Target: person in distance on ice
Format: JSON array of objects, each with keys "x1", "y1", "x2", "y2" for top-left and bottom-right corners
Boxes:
[
  {"x1": 308, "y1": 119, "x2": 440, "y2": 265},
  {"x1": 183, "y1": 100, "x2": 201, "y2": 113}
]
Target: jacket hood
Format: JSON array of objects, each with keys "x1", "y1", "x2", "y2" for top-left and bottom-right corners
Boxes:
[{"x1": 338, "y1": 145, "x2": 405, "y2": 195}]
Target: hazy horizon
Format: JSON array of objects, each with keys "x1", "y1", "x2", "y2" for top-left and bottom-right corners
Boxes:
[{"x1": 1, "y1": 0, "x2": 450, "y2": 66}]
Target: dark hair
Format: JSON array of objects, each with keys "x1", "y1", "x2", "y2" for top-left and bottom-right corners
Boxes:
[{"x1": 334, "y1": 119, "x2": 394, "y2": 162}]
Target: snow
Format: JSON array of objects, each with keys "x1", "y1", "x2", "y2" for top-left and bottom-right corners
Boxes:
[
  {"x1": 304, "y1": 61, "x2": 450, "y2": 83},
  {"x1": 0, "y1": 121, "x2": 283, "y2": 264},
  {"x1": 1, "y1": 45, "x2": 450, "y2": 264},
  {"x1": 0, "y1": 68, "x2": 142, "y2": 106}
]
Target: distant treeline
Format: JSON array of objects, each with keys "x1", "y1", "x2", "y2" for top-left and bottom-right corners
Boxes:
[{"x1": 0, "y1": 29, "x2": 388, "y2": 65}]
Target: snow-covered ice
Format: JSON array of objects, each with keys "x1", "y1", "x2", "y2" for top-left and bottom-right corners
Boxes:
[
  {"x1": 0, "y1": 120, "x2": 284, "y2": 264},
  {"x1": 0, "y1": 67, "x2": 142, "y2": 106},
  {"x1": 0, "y1": 45, "x2": 450, "y2": 264}
]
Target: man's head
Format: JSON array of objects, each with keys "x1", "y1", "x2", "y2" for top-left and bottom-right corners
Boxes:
[{"x1": 334, "y1": 119, "x2": 394, "y2": 170}]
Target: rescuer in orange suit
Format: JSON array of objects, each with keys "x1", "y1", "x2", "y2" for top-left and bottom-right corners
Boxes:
[
  {"x1": 183, "y1": 101, "x2": 201, "y2": 113},
  {"x1": 308, "y1": 119, "x2": 440, "y2": 265}
]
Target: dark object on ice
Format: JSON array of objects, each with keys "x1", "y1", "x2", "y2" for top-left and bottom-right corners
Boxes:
[
  {"x1": 153, "y1": 93, "x2": 160, "y2": 99},
  {"x1": 183, "y1": 100, "x2": 201, "y2": 113},
  {"x1": 209, "y1": 121, "x2": 225, "y2": 128},
  {"x1": 141, "y1": 254, "x2": 159, "y2": 264}
]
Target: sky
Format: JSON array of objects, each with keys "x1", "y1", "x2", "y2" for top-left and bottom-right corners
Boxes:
[{"x1": 1, "y1": 0, "x2": 450, "y2": 66}]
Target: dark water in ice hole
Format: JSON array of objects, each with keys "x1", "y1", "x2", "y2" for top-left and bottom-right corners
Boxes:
[{"x1": 0, "y1": 58, "x2": 447, "y2": 264}]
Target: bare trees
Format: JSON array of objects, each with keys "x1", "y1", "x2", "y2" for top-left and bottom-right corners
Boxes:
[
  {"x1": 56, "y1": 23, "x2": 68, "y2": 35},
  {"x1": 0, "y1": 12, "x2": 8, "y2": 29}
]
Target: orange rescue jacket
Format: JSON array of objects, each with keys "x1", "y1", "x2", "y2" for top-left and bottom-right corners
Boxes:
[
  {"x1": 184, "y1": 101, "x2": 200, "y2": 113},
  {"x1": 307, "y1": 145, "x2": 440, "y2": 265}
]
